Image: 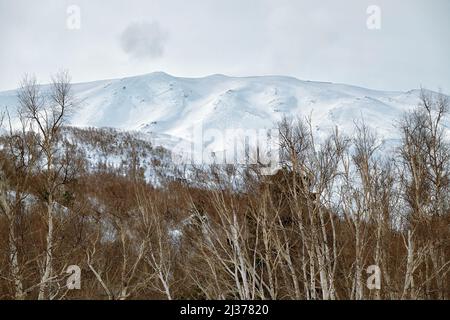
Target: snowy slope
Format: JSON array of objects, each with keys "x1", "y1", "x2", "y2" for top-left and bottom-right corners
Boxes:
[{"x1": 0, "y1": 72, "x2": 446, "y2": 158}]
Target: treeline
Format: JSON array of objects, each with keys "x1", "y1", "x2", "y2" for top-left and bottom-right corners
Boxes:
[{"x1": 0, "y1": 73, "x2": 448, "y2": 300}]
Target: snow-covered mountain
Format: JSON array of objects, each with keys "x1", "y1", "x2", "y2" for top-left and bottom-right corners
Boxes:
[{"x1": 0, "y1": 72, "x2": 446, "y2": 157}]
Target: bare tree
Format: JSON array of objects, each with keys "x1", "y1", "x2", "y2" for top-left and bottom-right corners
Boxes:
[
  {"x1": 398, "y1": 90, "x2": 450, "y2": 299},
  {"x1": 18, "y1": 71, "x2": 75, "y2": 300}
]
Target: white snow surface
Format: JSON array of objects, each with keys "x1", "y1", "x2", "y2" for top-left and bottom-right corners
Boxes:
[{"x1": 0, "y1": 72, "x2": 448, "y2": 155}]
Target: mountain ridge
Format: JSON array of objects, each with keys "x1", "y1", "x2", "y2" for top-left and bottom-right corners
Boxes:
[{"x1": 0, "y1": 72, "x2": 447, "y2": 156}]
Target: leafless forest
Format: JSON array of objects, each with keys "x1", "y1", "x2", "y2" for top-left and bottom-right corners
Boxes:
[{"x1": 0, "y1": 73, "x2": 448, "y2": 300}]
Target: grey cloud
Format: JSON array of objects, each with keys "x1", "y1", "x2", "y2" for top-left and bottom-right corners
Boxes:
[{"x1": 119, "y1": 21, "x2": 168, "y2": 60}]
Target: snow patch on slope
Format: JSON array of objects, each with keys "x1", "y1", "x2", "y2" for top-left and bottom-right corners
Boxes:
[{"x1": 0, "y1": 72, "x2": 447, "y2": 157}]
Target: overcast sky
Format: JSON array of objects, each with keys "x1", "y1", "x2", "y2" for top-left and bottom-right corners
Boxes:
[{"x1": 0, "y1": 0, "x2": 449, "y2": 93}]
